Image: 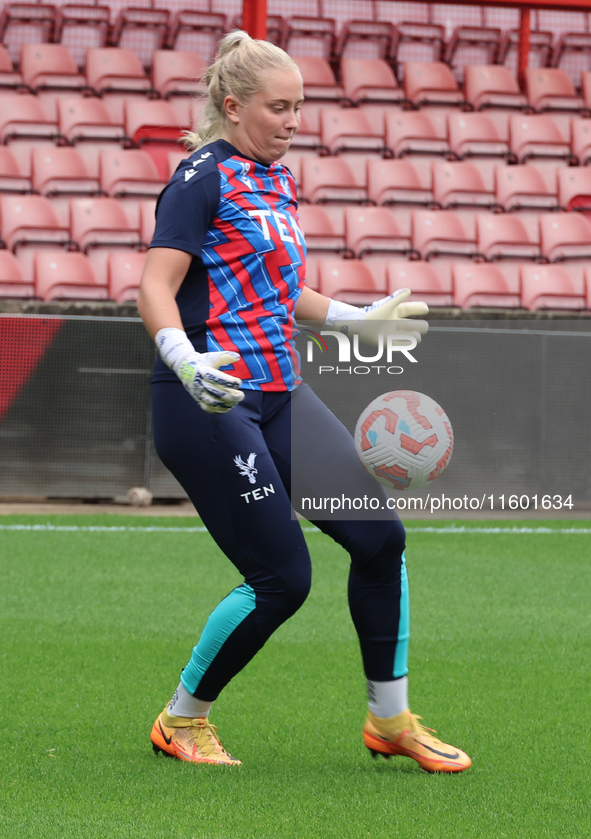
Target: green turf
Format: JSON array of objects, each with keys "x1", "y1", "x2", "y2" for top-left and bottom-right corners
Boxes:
[{"x1": 0, "y1": 515, "x2": 589, "y2": 839}]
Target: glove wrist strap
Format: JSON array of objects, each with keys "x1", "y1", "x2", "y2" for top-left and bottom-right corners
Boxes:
[
  {"x1": 324, "y1": 298, "x2": 363, "y2": 330},
  {"x1": 155, "y1": 327, "x2": 196, "y2": 373}
]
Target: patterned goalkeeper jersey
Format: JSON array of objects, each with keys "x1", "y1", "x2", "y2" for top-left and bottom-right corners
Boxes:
[{"x1": 150, "y1": 139, "x2": 306, "y2": 391}]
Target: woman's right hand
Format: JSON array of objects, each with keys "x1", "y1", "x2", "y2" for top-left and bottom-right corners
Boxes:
[{"x1": 156, "y1": 327, "x2": 244, "y2": 414}]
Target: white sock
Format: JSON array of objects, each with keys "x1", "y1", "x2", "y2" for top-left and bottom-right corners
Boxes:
[
  {"x1": 367, "y1": 676, "x2": 409, "y2": 719},
  {"x1": 167, "y1": 682, "x2": 213, "y2": 718}
]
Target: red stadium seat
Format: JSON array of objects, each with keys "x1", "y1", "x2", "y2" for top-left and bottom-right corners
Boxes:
[
  {"x1": 447, "y1": 112, "x2": 512, "y2": 162},
  {"x1": 20, "y1": 43, "x2": 87, "y2": 121},
  {"x1": 0, "y1": 193, "x2": 70, "y2": 281},
  {"x1": 300, "y1": 157, "x2": 367, "y2": 204},
  {"x1": 340, "y1": 58, "x2": 404, "y2": 107},
  {"x1": 317, "y1": 257, "x2": 386, "y2": 305},
  {"x1": 452, "y1": 262, "x2": 521, "y2": 308},
  {"x1": 336, "y1": 20, "x2": 396, "y2": 62},
  {"x1": 0, "y1": 146, "x2": 31, "y2": 193},
  {"x1": 70, "y1": 196, "x2": 141, "y2": 284},
  {"x1": 525, "y1": 68, "x2": 585, "y2": 114},
  {"x1": 0, "y1": 3, "x2": 57, "y2": 66},
  {"x1": 31, "y1": 146, "x2": 100, "y2": 197},
  {"x1": 366, "y1": 158, "x2": 434, "y2": 207},
  {"x1": 495, "y1": 163, "x2": 559, "y2": 212},
  {"x1": 384, "y1": 111, "x2": 450, "y2": 159},
  {"x1": 70, "y1": 196, "x2": 140, "y2": 250},
  {"x1": 393, "y1": 23, "x2": 445, "y2": 73},
  {"x1": 297, "y1": 205, "x2": 347, "y2": 256},
  {"x1": 319, "y1": 107, "x2": 385, "y2": 156},
  {"x1": 99, "y1": 148, "x2": 166, "y2": 198},
  {"x1": 292, "y1": 56, "x2": 345, "y2": 103},
  {"x1": 539, "y1": 212, "x2": 591, "y2": 262},
  {"x1": 86, "y1": 47, "x2": 155, "y2": 123},
  {"x1": 412, "y1": 210, "x2": 479, "y2": 261},
  {"x1": 34, "y1": 249, "x2": 107, "y2": 301},
  {"x1": 152, "y1": 49, "x2": 206, "y2": 101},
  {"x1": 99, "y1": 149, "x2": 167, "y2": 227},
  {"x1": 168, "y1": 10, "x2": 226, "y2": 57},
  {"x1": 55, "y1": 4, "x2": 110, "y2": 71},
  {"x1": 445, "y1": 27, "x2": 501, "y2": 85},
  {"x1": 403, "y1": 62, "x2": 466, "y2": 109},
  {"x1": 386, "y1": 260, "x2": 452, "y2": 306},
  {"x1": 124, "y1": 100, "x2": 185, "y2": 180},
  {"x1": 31, "y1": 146, "x2": 101, "y2": 225},
  {"x1": 557, "y1": 166, "x2": 591, "y2": 211},
  {"x1": 285, "y1": 16, "x2": 336, "y2": 61},
  {"x1": 111, "y1": 8, "x2": 170, "y2": 71},
  {"x1": 464, "y1": 65, "x2": 528, "y2": 112},
  {"x1": 476, "y1": 213, "x2": 540, "y2": 261},
  {"x1": 0, "y1": 249, "x2": 33, "y2": 298},
  {"x1": 57, "y1": 96, "x2": 125, "y2": 178},
  {"x1": 499, "y1": 29, "x2": 553, "y2": 77},
  {"x1": 0, "y1": 92, "x2": 60, "y2": 176},
  {"x1": 520, "y1": 263, "x2": 585, "y2": 310},
  {"x1": 509, "y1": 114, "x2": 573, "y2": 164},
  {"x1": 344, "y1": 206, "x2": 416, "y2": 259},
  {"x1": 0, "y1": 42, "x2": 24, "y2": 90},
  {"x1": 431, "y1": 160, "x2": 497, "y2": 211}
]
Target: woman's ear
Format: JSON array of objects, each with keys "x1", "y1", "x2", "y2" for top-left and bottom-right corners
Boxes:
[{"x1": 223, "y1": 95, "x2": 240, "y2": 125}]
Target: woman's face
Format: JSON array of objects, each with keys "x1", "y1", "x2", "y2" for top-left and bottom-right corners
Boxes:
[{"x1": 223, "y1": 67, "x2": 304, "y2": 165}]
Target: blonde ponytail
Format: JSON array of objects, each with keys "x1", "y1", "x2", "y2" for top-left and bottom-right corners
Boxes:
[{"x1": 183, "y1": 29, "x2": 299, "y2": 152}]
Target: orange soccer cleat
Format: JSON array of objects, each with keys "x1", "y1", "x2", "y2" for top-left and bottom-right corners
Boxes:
[
  {"x1": 363, "y1": 709, "x2": 471, "y2": 773},
  {"x1": 150, "y1": 708, "x2": 241, "y2": 765}
]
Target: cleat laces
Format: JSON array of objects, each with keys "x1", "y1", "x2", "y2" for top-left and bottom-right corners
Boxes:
[
  {"x1": 187, "y1": 719, "x2": 227, "y2": 757},
  {"x1": 407, "y1": 713, "x2": 444, "y2": 743}
]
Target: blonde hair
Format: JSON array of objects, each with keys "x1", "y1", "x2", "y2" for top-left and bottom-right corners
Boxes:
[{"x1": 183, "y1": 30, "x2": 300, "y2": 152}]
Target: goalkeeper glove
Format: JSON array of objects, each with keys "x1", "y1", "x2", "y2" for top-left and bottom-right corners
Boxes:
[
  {"x1": 323, "y1": 288, "x2": 429, "y2": 345},
  {"x1": 156, "y1": 327, "x2": 244, "y2": 414}
]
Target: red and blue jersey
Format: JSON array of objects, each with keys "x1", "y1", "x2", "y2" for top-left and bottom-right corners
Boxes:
[{"x1": 150, "y1": 139, "x2": 306, "y2": 391}]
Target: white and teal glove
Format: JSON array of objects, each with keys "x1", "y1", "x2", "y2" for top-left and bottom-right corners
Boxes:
[
  {"x1": 324, "y1": 288, "x2": 429, "y2": 345},
  {"x1": 156, "y1": 327, "x2": 244, "y2": 414}
]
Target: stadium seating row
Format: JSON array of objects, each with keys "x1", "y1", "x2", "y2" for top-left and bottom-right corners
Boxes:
[
  {"x1": 0, "y1": 247, "x2": 146, "y2": 303},
  {"x1": 305, "y1": 257, "x2": 591, "y2": 311},
  {"x1": 301, "y1": 206, "x2": 591, "y2": 265},
  {"x1": 286, "y1": 156, "x2": 591, "y2": 213},
  {"x1": 2, "y1": 245, "x2": 588, "y2": 311},
  {"x1": 298, "y1": 59, "x2": 590, "y2": 114},
  {"x1": 1, "y1": 4, "x2": 590, "y2": 87},
  {"x1": 3, "y1": 44, "x2": 591, "y2": 119},
  {"x1": 0, "y1": 146, "x2": 164, "y2": 223},
  {"x1": 4, "y1": 139, "x2": 591, "y2": 234}
]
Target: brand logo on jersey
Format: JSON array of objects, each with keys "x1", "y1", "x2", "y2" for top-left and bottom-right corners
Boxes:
[
  {"x1": 248, "y1": 209, "x2": 304, "y2": 246},
  {"x1": 234, "y1": 453, "x2": 258, "y2": 484},
  {"x1": 184, "y1": 152, "x2": 213, "y2": 181}
]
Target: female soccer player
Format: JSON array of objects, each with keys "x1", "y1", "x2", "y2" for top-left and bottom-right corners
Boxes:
[{"x1": 137, "y1": 30, "x2": 471, "y2": 773}]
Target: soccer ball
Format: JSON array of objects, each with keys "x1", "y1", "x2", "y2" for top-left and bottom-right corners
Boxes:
[{"x1": 354, "y1": 390, "x2": 453, "y2": 491}]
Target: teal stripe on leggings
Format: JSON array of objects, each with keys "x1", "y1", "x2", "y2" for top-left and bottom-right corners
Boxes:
[
  {"x1": 181, "y1": 583, "x2": 256, "y2": 694},
  {"x1": 393, "y1": 552, "x2": 410, "y2": 678}
]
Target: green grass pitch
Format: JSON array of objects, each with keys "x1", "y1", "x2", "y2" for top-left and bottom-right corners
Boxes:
[{"x1": 0, "y1": 514, "x2": 589, "y2": 839}]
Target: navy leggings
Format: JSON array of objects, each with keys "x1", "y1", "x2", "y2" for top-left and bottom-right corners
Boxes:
[{"x1": 152, "y1": 381, "x2": 408, "y2": 702}]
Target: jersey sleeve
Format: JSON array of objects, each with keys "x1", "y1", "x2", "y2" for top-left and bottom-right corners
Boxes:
[{"x1": 149, "y1": 165, "x2": 221, "y2": 258}]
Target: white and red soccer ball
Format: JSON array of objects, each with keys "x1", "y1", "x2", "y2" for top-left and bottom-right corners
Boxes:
[{"x1": 354, "y1": 390, "x2": 453, "y2": 491}]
